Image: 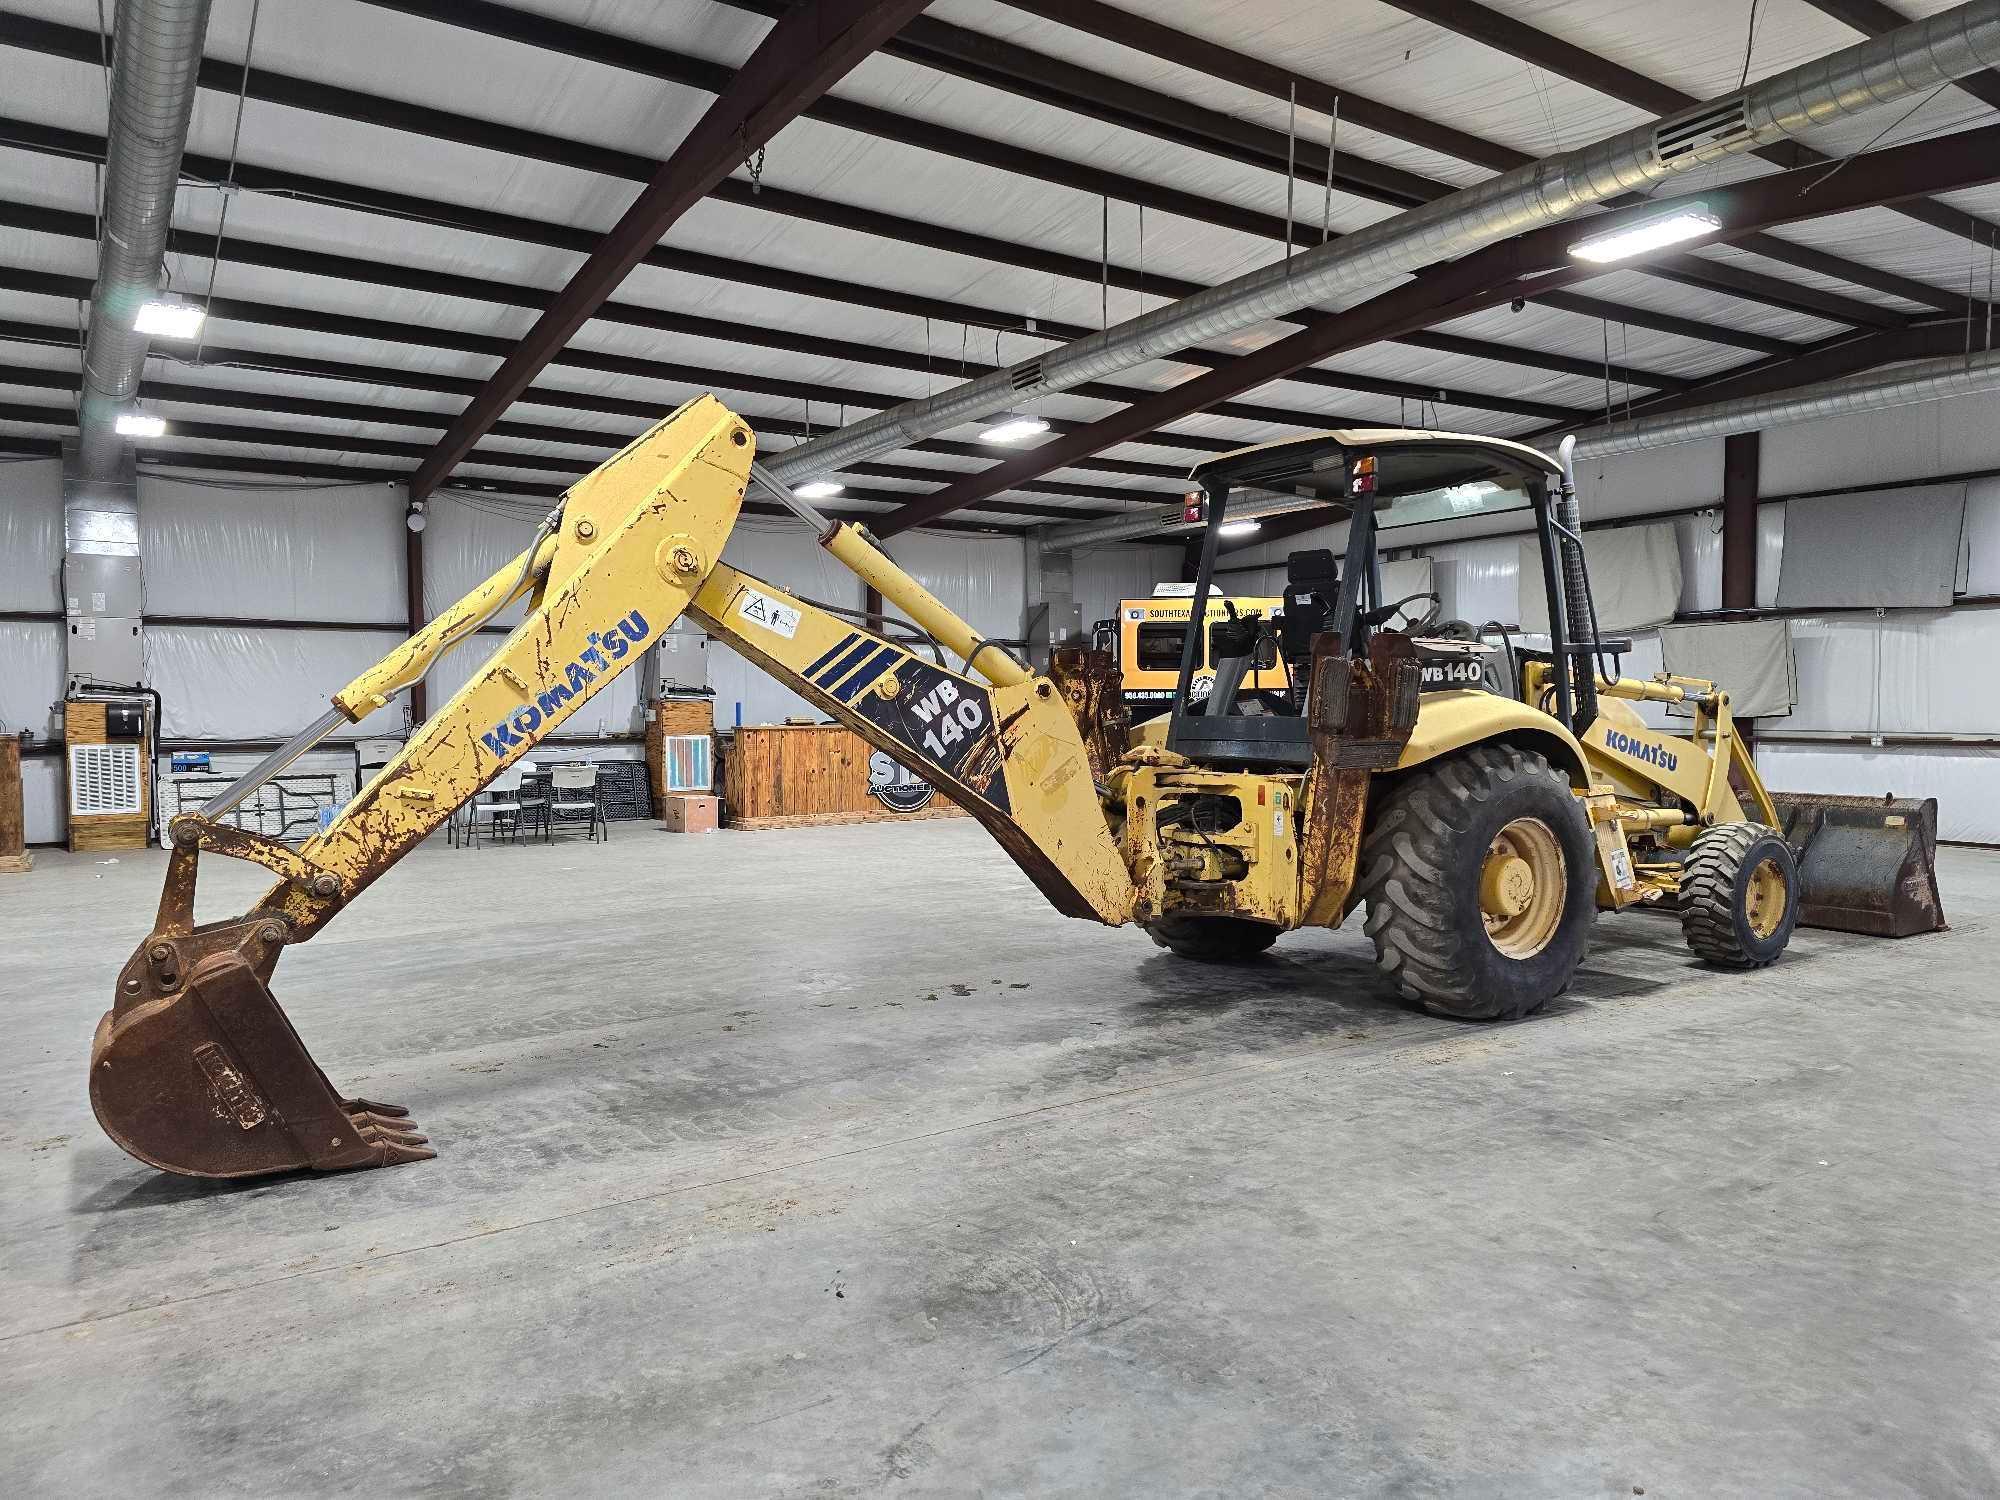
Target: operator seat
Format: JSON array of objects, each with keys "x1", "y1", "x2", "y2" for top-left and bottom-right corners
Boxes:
[{"x1": 1280, "y1": 548, "x2": 1339, "y2": 664}]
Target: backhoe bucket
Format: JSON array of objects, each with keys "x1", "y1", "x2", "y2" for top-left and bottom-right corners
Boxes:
[
  {"x1": 1768, "y1": 792, "x2": 1947, "y2": 938},
  {"x1": 91, "y1": 924, "x2": 432, "y2": 1179}
]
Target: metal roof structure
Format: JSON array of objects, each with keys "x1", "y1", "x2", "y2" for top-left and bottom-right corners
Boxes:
[{"x1": 2, "y1": 0, "x2": 1997, "y2": 535}]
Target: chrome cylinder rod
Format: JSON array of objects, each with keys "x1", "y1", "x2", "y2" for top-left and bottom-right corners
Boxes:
[{"x1": 196, "y1": 706, "x2": 349, "y2": 822}]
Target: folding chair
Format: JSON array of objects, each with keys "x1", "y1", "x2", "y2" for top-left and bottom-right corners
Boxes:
[
  {"x1": 465, "y1": 764, "x2": 528, "y2": 847},
  {"x1": 547, "y1": 763, "x2": 608, "y2": 843}
]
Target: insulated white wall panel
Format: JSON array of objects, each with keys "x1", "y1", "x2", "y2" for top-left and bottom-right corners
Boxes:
[
  {"x1": 1965, "y1": 477, "x2": 2000, "y2": 597},
  {"x1": 138, "y1": 477, "x2": 405, "y2": 622},
  {"x1": 0, "y1": 620, "x2": 62, "y2": 739},
  {"x1": 0, "y1": 458, "x2": 61, "y2": 611},
  {"x1": 1572, "y1": 438, "x2": 1724, "y2": 520},
  {"x1": 878, "y1": 530, "x2": 1026, "y2": 649},
  {"x1": 1072, "y1": 544, "x2": 1179, "y2": 630},
  {"x1": 1519, "y1": 523, "x2": 1681, "y2": 634},
  {"x1": 1760, "y1": 392, "x2": 2000, "y2": 498},
  {"x1": 1758, "y1": 503, "x2": 1784, "y2": 610},
  {"x1": 1781, "y1": 617, "x2": 1879, "y2": 734},
  {"x1": 1876, "y1": 609, "x2": 2000, "y2": 737},
  {"x1": 1675, "y1": 513, "x2": 1723, "y2": 614},
  {"x1": 424, "y1": 496, "x2": 542, "y2": 627},
  {"x1": 1758, "y1": 744, "x2": 2000, "y2": 846},
  {"x1": 145, "y1": 625, "x2": 407, "y2": 740},
  {"x1": 1429, "y1": 536, "x2": 1519, "y2": 627}
]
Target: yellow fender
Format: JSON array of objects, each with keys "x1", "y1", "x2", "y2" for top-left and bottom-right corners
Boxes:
[{"x1": 1395, "y1": 689, "x2": 1593, "y2": 788}]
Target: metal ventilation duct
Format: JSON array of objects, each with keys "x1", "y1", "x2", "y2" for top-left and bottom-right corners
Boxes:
[
  {"x1": 767, "y1": 1, "x2": 2000, "y2": 491},
  {"x1": 74, "y1": 0, "x2": 213, "y2": 484},
  {"x1": 65, "y1": 0, "x2": 212, "y2": 692},
  {"x1": 1040, "y1": 350, "x2": 2000, "y2": 550},
  {"x1": 1567, "y1": 348, "x2": 2000, "y2": 458}
]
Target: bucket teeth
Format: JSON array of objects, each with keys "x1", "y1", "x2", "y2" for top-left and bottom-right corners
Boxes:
[
  {"x1": 342, "y1": 1096, "x2": 410, "y2": 1118},
  {"x1": 349, "y1": 1104, "x2": 433, "y2": 1154}
]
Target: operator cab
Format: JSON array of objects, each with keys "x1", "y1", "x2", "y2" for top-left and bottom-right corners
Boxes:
[{"x1": 1165, "y1": 428, "x2": 1582, "y2": 771}]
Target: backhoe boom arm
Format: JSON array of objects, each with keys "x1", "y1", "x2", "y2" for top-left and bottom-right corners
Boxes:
[{"x1": 90, "y1": 395, "x2": 1132, "y2": 1179}]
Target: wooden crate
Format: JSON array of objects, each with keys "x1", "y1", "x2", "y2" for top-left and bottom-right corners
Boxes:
[
  {"x1": 64, "y1": 700, "x2": 150, "y2": 854},
  {"x1": 723, "y1": 723, "x2": 967, "y2": 830}
]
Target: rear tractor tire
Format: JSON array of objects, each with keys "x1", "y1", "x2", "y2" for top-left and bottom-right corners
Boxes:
[
  {"x1": 1680, "y1": 822, "x2": 1799, "y2": 969},
  {"x1": 1358, "y1": 745, "x2": 1596, "y2": 1021},
  {"x1": 1147, "y1": 914, "x2": 1280, "y2": 963}
]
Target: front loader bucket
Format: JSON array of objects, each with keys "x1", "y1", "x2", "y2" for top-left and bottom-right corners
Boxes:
[
  {"x1": 91, "y1": 926, "x2": 432, "y2": 1180},
  {"x1": 1768, "y1": 792, "x2": 1947, "y2": 938}
]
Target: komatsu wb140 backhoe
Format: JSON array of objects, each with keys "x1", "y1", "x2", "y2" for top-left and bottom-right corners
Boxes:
[{"x1": 91, "y1": 395, "x2": 1810, "y2": 1181}]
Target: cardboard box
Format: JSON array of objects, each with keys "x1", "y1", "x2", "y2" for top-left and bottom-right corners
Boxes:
[{"x1": 661, "y1": 793, "x2": 719, "y2": 834}]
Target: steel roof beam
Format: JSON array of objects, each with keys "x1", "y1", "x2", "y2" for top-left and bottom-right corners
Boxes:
[
  {"x1": 0, "y1": 23, "x2": 1730, "y2": 390},
  {"x1": 1012, "y1": 0, "x2": 1990, "y2": 320},
  {"x1": 0, "y1": 359, "x2": 1127, "y2": 523},
  {"x1": 0, "y1": 402, "x2": 1023, "y2": 533},
  {"x1": 365, "y1": 1, "x2": 1860, "y2": 344},
  {"x1": 0, "y1": 197, "x2": 1284, "y2": 452},
  {"x1": 406, "y1": 0, "x2": 929, "y2": 497},
  {"x1": 0, "y1": 169, "x2": 1594, "y2": 426},
  {"x1": 0, "y1": 263, "x2": 1188, "y2": 486}
]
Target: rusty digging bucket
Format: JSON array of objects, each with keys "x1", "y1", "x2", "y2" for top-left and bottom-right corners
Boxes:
[
  {"x1": 1768, "y1": 792, "x2": 1948, "y2": 939},
  {"x1": 90, "y1": 914, "x2": 433, "y2": 1179}
]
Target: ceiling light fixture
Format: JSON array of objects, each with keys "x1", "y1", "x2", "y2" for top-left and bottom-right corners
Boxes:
[
  {"x1": 793, "y1": 479, "x2": 845, "y2": 499},
  {"x1": 1218, "y1": 519, "x2": 1262, "y2": 537},
  {"x1": 406, "y1": 500, "x2": 428, "y2": 534},
  {"x1": 1568, "y1": 202, "x2": 1721, "y2": 264},
  {"x1": 133, "y1": 296, "x2": 205, "y2": 339},
  {"x1": 114, "y1": 410, "x2": 166, "y2": 438},
  {"x1": 979, "y1": 413, "x2": 1050, "y2": 444}
]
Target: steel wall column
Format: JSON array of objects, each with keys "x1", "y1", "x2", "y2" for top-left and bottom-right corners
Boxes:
[
  {"x1": 1722, "y1": 432, "x2": 1762, "y2": 614},
  {"x1": 404, "y1": 498, "x2": 427, "y2": 724}
]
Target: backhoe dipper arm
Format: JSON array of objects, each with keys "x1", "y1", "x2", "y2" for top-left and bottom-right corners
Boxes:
[{"x1": 686, "y1": 556, "x2": 1133, "y2": 923}]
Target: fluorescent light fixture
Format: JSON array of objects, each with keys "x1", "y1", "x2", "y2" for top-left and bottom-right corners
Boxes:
[
  {"x1": 979, "y1": 413, "x2": 1050, "y2": 444},
  {"x1": 793, "y1": 479, "x2": 845, "y2": 499},
  {"x1": 133, "y1": 297, "x2": 205, "y2": 339},
  {"x1": 1568, "y1": 202, "x2": 1720, "y2": 264},
  {"x1": 114, "y1": 410, "x2": 166, "y2": 438},
  {"x1": 1218, "y1": 519, "x2": 1262, "y2": 537}
]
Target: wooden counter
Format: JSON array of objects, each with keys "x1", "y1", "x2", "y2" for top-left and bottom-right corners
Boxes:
[
  {"x1": 0, "y1": 735, "x2": 28, "y2": 873},
  {"x1": 723, "y1": 723, "x2": 967, "y2": 830}
]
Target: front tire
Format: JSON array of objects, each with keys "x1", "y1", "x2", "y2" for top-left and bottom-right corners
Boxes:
[
  {"x1": 1147, "y1": 914, "x2": 1280, "y2": 963},
  {"x1": 1359, "y1": 745, "x2": 1596, "y2": 1020},
  {"x1": 1680, "y1": 822, "x2": 1798, "y2": 968}
]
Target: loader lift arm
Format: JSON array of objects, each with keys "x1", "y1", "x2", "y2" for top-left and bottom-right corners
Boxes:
[{"x1": 90, "y1": 396, "x2": 1133, "y2": 1180}]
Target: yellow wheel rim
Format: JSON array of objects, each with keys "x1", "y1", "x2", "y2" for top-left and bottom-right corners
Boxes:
[
  {"x1": 1481, "y1": 817, "x2": 1566, "y2": 959},
  {"x1": 1745, "y1": 854, "x2": 1789, "y2": 939}
]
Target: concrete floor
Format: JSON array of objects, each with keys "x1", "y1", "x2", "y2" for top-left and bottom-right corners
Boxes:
[{"x1": 3, "y1": 822, "x2": 1997, "y2": 1498}]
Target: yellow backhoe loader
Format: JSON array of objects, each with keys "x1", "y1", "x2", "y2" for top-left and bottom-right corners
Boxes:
[{"x1": 91, "y1": 397, "x2": 1811, "y2": 1182}]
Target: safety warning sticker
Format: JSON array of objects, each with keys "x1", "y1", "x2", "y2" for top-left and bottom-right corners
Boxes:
[{"x1": 737, "y1": 587, "x2": 801, "y2": 639}]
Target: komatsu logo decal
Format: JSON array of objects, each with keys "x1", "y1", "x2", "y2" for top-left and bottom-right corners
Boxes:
[
  {"x1": 480, "y1": 610, "x2": 650, "y2": 757},
  {"x1": 1603, "y1": 728, "x2": 1677, "y2": 772}
]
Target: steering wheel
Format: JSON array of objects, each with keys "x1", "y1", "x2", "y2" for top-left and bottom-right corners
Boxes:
[{"x1": 1362, "y1": 590, "x2": 1444, "y2": 633}]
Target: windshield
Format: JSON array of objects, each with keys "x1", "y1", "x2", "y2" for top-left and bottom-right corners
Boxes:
[{"x1": 1377, "y1": 473, "x2": 1534, "y2": 530}]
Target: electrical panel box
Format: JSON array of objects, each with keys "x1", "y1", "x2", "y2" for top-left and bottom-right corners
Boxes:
[
  {"x1": 655, "y1": 617, "x2": 710, "y2": 693},
  {"x1": 64, "y1": 552, "x2": 145, "y2": 689}
]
